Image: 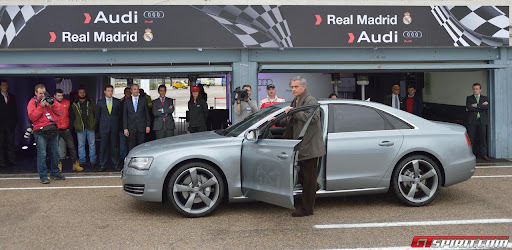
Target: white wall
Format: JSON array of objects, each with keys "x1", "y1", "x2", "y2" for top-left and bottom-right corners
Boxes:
[
  {"x1": 257, "y1": 73, "x2": 333, "y2": 105},
  {"x1": 423, "y1": 71, "x2": 488, "y2": 106}
]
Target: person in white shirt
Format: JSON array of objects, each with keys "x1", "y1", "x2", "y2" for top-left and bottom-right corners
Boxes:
[{"x1": 260, "y1": 84, "x2": 285, "y2": 109}]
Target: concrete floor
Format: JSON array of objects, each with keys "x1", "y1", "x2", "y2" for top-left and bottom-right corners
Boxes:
[{"x1": 0, "y1": 166, "x2": 511, "y2": 249}]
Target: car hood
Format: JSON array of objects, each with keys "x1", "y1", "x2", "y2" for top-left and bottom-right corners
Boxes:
[{"x1": 128, "y1": 131, "x2": 226, "y2": 156}]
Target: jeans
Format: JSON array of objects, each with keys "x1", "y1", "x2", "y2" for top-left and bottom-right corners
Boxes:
[
  {"x1": 34, "y1": 133, "x2": 60, "y2": 179},
  {"x1": 119, "y1": 131, "x2": 128, "y2": 161},
  {"x1": 77, "y1": 129, "x2": 96, "y2": 163},
  {"x1": 58, "y1": 129, "x2": 78, "y2": 162}
]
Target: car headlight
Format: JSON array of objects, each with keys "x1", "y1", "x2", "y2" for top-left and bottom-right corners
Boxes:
[{"x1": 128, "y1": 157, "x2": 153, "y2": 170}]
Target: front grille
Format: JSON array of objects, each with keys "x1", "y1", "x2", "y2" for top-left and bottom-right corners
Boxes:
[{"x1": 124, "y1": 184, "x2": 145, "y2": 195}]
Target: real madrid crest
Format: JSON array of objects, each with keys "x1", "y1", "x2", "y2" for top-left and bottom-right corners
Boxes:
[
  {"x1": 403, "y1": 12, "x2": 412, "y2": 25},
  {"x1": 144, "y1": 28, "x2": 153, "y2": 42}
]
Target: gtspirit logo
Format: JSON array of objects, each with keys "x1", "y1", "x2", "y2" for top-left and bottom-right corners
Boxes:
[
  {"x1": 411, "y1": 236, "x2": 510, "y2": 249},
  {"x1": 403, "y1": 31, "x2": 423, "y2": 38}
]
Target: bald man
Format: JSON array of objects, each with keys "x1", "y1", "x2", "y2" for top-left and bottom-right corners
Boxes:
[{"x1": 383, "y1": 85, "x2": 404, "y2": 109}]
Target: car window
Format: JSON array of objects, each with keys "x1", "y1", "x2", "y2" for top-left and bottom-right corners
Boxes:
[
  {"x1": 379, "y1": 111, "x2": 413, "y2": 129},
  {"x1": 329, "y1": 104, "x2": 392, "y2": 133},
  {"x1": 220, "y1": 105, "x2": 280, "y2": 137}
]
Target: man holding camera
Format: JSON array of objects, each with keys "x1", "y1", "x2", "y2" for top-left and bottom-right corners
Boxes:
[
  {"x1": 27, "y1": 84, "x2": 66, "y2": 184},
  {"x1": 234, "y1": 84, "x2": 259, "y2": 123},
  {"x1": 54, "y1": 89, "x2": 82, "y2": 172}
]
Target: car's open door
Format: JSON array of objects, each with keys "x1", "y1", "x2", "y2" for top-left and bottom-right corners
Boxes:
[{"x1": 240, "y1": 105, "x2": 320, "y2": 209}]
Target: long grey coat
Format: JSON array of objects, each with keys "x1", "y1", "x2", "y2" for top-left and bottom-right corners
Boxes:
[
  {"x1": 152, "y1": 97, "x2": 176, "y2": 131},
  {"x1": 280, "y1": 95, "x2": 326, "y2": 161}
]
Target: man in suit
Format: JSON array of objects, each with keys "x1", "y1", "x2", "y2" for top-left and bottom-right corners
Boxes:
[
  {"x1": 0, "y1": 80, "x2": 17, "y2": 168},
  {"x1": 383, "y1": 84, "x2": 404, "y2": 110},
  {"x1": 152, "y1": 84, "x2": 175, "y2": 139},
  {"x1": 466, "y1": 83, "x2": 490, "y2": 161},
  {"x1": 402, "y1": 85, "x2": 423, "y2": 116},
  {"x1": 277, "y1": 76, "x2": 326, "y2": 217},
  {"x1": 123, "y1": 84, "x2": 150, "y2": 151},
  {"x1": 96, "y1": 85, "x2": 121, "y2": 171}
]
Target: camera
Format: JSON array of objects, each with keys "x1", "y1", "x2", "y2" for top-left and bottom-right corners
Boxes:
[
  {"x1": 24, "y1": 123, "x2": 33, "y2": 139},
  {"x1": 233, "y1": 87, "x2": 249, "y2": 102},
  {"x1": 42, "y1": 91, "x2": 54, "y2": 105}
]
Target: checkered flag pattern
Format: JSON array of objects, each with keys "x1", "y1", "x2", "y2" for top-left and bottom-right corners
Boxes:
[
  {"x1": 0, "y1": 5, "x2": 46, "y2": 48},
  {"x1": 431, "y1": 6, "x2": 509, "y2": 47},
  {"x1": 193, "y1": 5, "x2": 293, "y2": 48}
]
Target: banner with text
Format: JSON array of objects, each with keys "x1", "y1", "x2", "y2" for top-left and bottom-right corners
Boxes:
[{"x1": 0, "y1": 5, "x2": 509, "y2": 49}]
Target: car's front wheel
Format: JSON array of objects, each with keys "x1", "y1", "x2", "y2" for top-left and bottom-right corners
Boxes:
[
  {"x1": 392, "y1": 155, "x2": 442, "y2": 206},
  {"x1": 167, "y1": 162, "x2": 224, "y2": 217}
]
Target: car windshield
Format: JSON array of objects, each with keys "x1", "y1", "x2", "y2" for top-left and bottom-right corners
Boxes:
[{"x1": 216, "y1": 106, "x2": 281, "y2": 137}]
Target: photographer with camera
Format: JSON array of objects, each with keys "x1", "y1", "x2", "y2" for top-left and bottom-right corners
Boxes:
[
  {"x1": 234, "y1": 84, "x2": 259, "y2": 123},
  {"x1": 27, "y1": 84, "x2": 66, "y2": 184}
]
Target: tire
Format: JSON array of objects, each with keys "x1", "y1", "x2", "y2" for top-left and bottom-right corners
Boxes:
[
  {"x1": 392, "y1": 155, "x2": 443, "y2": 207},
  {"x1": 167, "y1": 162, "x2": 224, "y2": 217}
]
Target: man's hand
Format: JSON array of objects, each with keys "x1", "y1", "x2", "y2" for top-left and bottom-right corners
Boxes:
[
  {"x1": 158, "y1": 108, "x2": 163, "y2": 112},
  {"x1": 124, "y1": 129, "x2": 129, "y2": 137},
  {"x1": 169, "y1": 105, "x2": 173, "y2": 109},
  {"x1": 472, "y1": 103, "x2": 477, "y2": 107},
  {"x1": 483, "y1": 101, "x2": 489, "y2": 105},
  {"x1": 40, "y1": 99, "x2": 48, "y2": 107},
  {"x1": 246, "y1": 98, "x2": 251, "y2": 102},
  {"x1": 146, "y1": 127, "x2": 150, "y2": 134},
  {"x1": 268, "y1": 117, "x2": 276, "y2": 122},
  {"x1": 284, "y1": 107, "x2": 293, "y2": 114}
]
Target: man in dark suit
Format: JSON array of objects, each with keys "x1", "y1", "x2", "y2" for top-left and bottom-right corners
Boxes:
[
  {"x1": 152, "y1": 84, "x2": 175, "y2": 139},
  {"x1": 96, "y1": 85, "x2": 121, "y2": 171},
  {"x1": 466, "y1": 83, "x2": 490, "y2": 161},
  {"x1": 401, "y1": 85, "x2": 423, "y2": 116},
  {"x1": 383, "y1": 84, "x2": 404, "y2": 110},
  {"x1": 0, "y1": 80, "x2": 17, "y2": 168},
  {"x1": 123, "y1": 84, "x2": 150, "y2": 151}
]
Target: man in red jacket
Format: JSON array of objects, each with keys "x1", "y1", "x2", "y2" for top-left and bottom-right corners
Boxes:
[
  {"x1": 54, "y1": 89, "x2": 82, "y2": 172},
  {"x1": 27, "y1": 84, "x2": 66, "y2": 184}
]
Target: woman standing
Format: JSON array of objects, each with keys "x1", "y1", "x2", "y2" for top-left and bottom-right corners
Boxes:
[{"x1": 188, "y1": 86, "x2": 208, "y2": 133}]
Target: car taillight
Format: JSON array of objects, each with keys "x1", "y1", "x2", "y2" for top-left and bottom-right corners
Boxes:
[{"x1": 465, "y1": 133, "x2": 471, "y2": 146}]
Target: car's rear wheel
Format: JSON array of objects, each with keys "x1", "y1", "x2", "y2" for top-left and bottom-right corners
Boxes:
[
  {"x1": 167, "y1": 162, "x2": 224, "y2": 217},
  {"x1": 392, "y1": 155, "x2": 442, "y2": 206}
]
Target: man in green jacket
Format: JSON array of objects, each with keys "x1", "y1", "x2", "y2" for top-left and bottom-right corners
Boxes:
[{"x1": 70, "y1": 87, "x2": 97, "y2": 169}]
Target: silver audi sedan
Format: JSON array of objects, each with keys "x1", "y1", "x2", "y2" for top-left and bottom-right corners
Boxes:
[{"x1": 122, "y1": 99, "x2": 475, "y2": 217}]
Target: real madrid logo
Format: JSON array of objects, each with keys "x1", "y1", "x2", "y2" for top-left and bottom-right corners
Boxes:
[
  {"x1": 403, "y1": 12, "x2": 412, "y2": 25},
  {"x1": 144, "y1": 28, "x2": 153, "y2": 42}
]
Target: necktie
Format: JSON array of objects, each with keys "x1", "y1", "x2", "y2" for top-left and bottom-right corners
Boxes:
[
  {"x1": 107, "y1": 98, "x2": 112, "y2": 114},
  {"x1": 161, "y1": 98, "x2": 165, "y2": 122},
  {"x1": 134, "y1": 98, "x2": 138, "y2": 112},
  {"x1": 394, "y1": 95, "x2": 399, "y2": 109},
  {"x1": 476, "y1": 96, "x2": 480, "y2": 118}
]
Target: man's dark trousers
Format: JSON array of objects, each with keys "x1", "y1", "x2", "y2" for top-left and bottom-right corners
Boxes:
[
  {"x1": 100, "y1": 130, "x2": 119, "y2": 168},
  {"x1": 58, "y1": 129, "x2": 78, "y2": 162},
  {"x1": 0, "y1": 127, "x2": 15, "y2": 166},
  {"x1": 297, "y1": 157, "x2": 318, "y2": 214},
  {"x1": 128, "y1": 132, "x2": 145, "y2": 151},
  {"x1": 467, "y1": 119, "x2": 487, "y2": 157}
]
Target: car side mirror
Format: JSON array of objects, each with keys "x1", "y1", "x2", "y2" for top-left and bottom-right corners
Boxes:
[{"x1": 244, "y1": 129, "x2": 259, "y2": 142}]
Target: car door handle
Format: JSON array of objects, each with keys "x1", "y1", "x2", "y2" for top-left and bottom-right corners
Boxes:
[
  {"x1": 277, "y1": 153, "x2": 289, "y2": 159},
  {"x1": 379, "y1": 141, "x2": 394, "y2": 147}
]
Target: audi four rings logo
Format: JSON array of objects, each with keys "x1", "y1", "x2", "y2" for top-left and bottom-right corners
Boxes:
[
  {"x1": 403, "y1": 31, "x2": 423, "y2": 38},
  {"x1": 143, "y1": 11, "x2": 165, "y2": 18},
  {"x1": 258, "y1": 79, "x2": 274, "y2": 86}
]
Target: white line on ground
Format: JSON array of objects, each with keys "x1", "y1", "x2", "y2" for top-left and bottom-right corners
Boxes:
[
  {"x1": 0, "y1": 176, "x2": 121, "y2": 180},
  {"x1": 313, "y1": 218, "x2": 512, "y2": 229},
  {"x1": 472, "y1": 175, "x2": 512, "y2": 178},
  {"x1": 0, "y1": 185, "x2": 123, "y2": 191},
  {"x1": 476, "y1": 165, "x2": 512, "y2": 169}
]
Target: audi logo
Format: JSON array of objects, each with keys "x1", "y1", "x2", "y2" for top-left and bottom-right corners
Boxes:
[
  {"x1": 258, "y1": 79, "x2": 273, "y2": 86},
  {"x1": 403, "y1": 31, "x2": 423, "y2": 38},
  {"x1": 143, "y1": 11, "x2": 165, "y2": 18}
]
